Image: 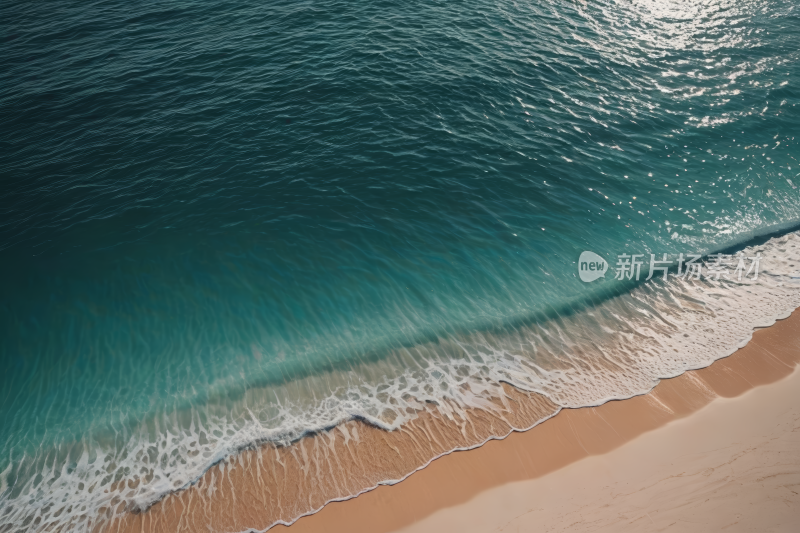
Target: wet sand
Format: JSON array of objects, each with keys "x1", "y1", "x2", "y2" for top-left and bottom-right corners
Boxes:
[
  {"x1": 280, "y1": 310, "x2": 800, "y2": 533},
  {"x1": 395, "y1": 363, "x2": 800, "y2": 532},
  {"x1": 112, "y1": 311, "x2": 800, "y2": 533}
]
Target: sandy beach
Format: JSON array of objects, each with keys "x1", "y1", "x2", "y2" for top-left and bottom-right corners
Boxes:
[
  {"x1": 395, "y1": 366, "x2": 800, "y2": 532},
  {"x1": 7, "y1": 2, "x2": 800, "y2": 532},
  {"x1": 110, "y1": 310, "x2": 800, "y2": 533},
  {"x1": 276, "y1": 310, "x2": 800, "y2": 533}
]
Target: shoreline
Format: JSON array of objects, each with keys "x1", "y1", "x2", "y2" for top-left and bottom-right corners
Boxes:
[
  {"x1": 280, "y1": 310, "x2": 800, "y2": 533},
  {"x1": 396, "y1": 360, "x2": 800, "y2": 532},
  {"x1": 109, "y1": 309, "x2": 800, "y2": 533}
]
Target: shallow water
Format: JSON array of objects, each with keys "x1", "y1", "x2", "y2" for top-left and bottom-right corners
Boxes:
[{"x1": 1, "y1": 0, "x2": 800, "y2": 530}]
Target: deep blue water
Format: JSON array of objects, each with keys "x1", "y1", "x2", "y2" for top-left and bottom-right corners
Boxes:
[{"x1": 1, "y1": 0, "x2": 799, "y2": 529}]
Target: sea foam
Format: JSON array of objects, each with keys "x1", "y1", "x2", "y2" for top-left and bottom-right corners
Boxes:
[{"x1": 2, "y1": 230, "x2": 800, "y2": 532}]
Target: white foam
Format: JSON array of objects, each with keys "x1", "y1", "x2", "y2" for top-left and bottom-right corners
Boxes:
[{"x1": 2, "y1": 231, "x2": 800, "y2": 532}]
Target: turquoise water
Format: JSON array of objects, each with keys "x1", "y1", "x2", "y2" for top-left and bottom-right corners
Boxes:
[{"x1": 2, "y1": 0, "x2": 800, "y2": 529}]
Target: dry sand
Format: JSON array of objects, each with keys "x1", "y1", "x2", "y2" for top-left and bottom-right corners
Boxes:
[
  {"x1": 113, "y1": 312, "x2": 800, "y2": 533},
  {"x1": 283, "y1": 311, "x2": 800, "y2": 533},
  {"x1": 395, "y1": 363, "x2": 800, "y2": 532}
]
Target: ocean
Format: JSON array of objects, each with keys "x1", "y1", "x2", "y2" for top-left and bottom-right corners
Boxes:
[{"x1": 1, "y1": 0, "x2": 799, "y2": 530}]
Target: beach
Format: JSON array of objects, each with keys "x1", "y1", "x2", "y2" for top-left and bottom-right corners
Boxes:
[
  {"x1": 111, "y1": 309, "x2": 800, "y2": 533},
  {"x1": 394, "y1": 363, "x2": 800, "y2": 532},
  {"x1": 283, "y1": 309, "x2": 800, "y2": 533},
  {"x1": 4, "y1": 1, "x2": 800, "y2": 531}
]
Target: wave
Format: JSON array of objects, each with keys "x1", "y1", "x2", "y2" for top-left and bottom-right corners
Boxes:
[{"x1": 2, "y1": 228, "x2": 800, "y2": 532}]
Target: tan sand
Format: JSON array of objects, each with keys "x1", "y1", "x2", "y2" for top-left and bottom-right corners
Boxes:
[
  {"x1": 280, "y1": 310, "x2": 800, "y2": 533},
  {"x1": 395, "y1": 363, "x2": 800, "y2": 532},
  {"x1": 111, "y1": 312, "x2": 800, "y2": 533}
]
